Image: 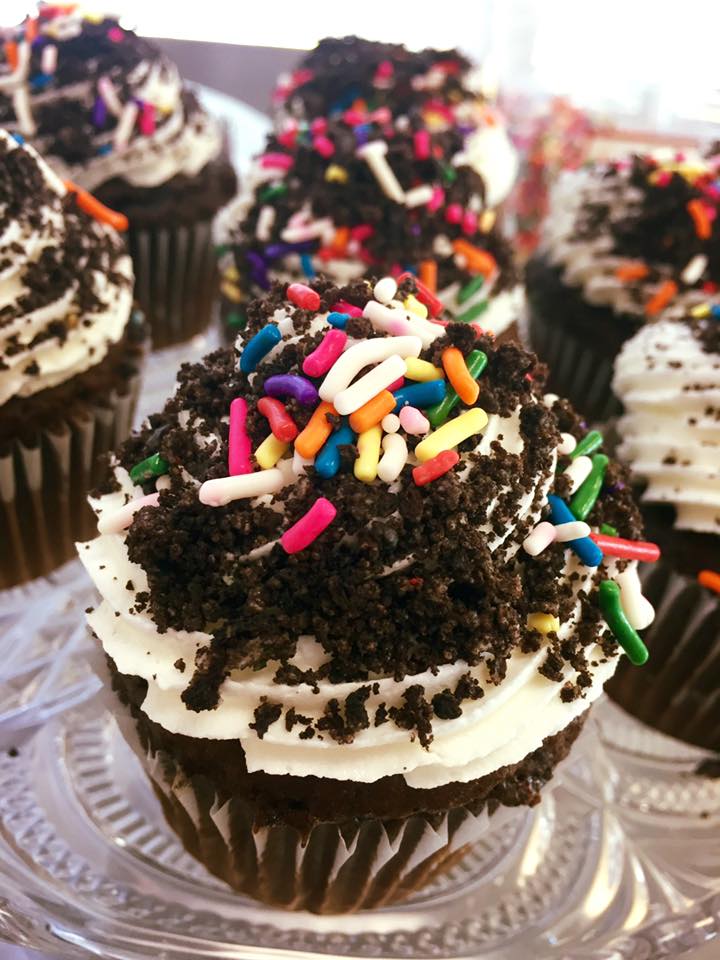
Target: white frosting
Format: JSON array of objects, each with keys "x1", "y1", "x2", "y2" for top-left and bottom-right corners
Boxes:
[
  {"x1": 614, "y1": 319, "x2": 720, "y2": 534},
  {"x1": 457, "y1": 123, "x2": 518, "y2": 209},
  {"x1": 0, "y1": 130, "x2": 133, "y2": 405}
]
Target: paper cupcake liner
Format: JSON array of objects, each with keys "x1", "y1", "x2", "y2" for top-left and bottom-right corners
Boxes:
[
  {"x1": 607, "y1": 561, "x2": 720, "y2": 752},
  {"x1": 129, "y1": 219, "x2": 218, "y2": 350},
  {"x1": 0, "y1": 364, "x2": 142, "y2": 590}
]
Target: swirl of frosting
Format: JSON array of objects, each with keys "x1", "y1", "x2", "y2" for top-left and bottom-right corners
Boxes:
[
  {"x1": 0, "y1": 6, "x2": 222, "y2": 192},
  {"x1": 80, "y1": 275, "x2": 651, "y2": 788},
  {"x1": 0, "y1": 128, "x2": 133, "y2": 406},
  {"x1": 614, "y1": 311, "x2": 720, "y2": 535},
  {"x1": 542, "y1": 152, "x2": 720, "y2": 322}
]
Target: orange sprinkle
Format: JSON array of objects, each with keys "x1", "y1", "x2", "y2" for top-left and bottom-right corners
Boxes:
[
  {"x1": 687, "y1": 199, "x2": 712, "y2": 240},
  {"x1": 452, "y1": 239, "x2": 496, "y2": 276},
  {"x1": 615, "y1": 262, "x2": 649, "y2": 282},
  {"x1": 64, "y1": 180, "x2": 128, "y2": 232},
  {"x1": 332, "y1": 226, "x2": 350, "y2": 255},
  {"x1": 419, "y1": 259, "x2": 437, "y2": 294},
  {"x1": 4, "y1": 42, "x2": 18, "y2": 72},
  {"x1": 349, "y1": 390, "x2": 395, "y2": 434},
  {"x1": 645, "y1": 280, "x2": 677, "y2": 317},
  {"x1": 698, "y1": 570, "x2": 720, "y2": 595},
  {"x1": 295, "y1": 401, "x2": 337, "y2": 458},
  {"x1": 24, "y1": 18, "x2": 38, "y2": 43},
  {"x1": 442, "y1": 347, "x2": 479, "y2": 405}
]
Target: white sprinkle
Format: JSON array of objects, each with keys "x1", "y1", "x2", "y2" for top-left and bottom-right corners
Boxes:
[
  {"x1": 256, "y1": 205, "x2": 275, "y2": 242},
  {"x1": 563, "y1": 455, "x2": 592, "y2": 494},
  {"x1": 404, "y1": 184, "x2": 434, "y2": 208},
  {"x1": 98, "y1": 76, "x2": 124, "y2": 116},
  {"x1": 558, "y1": 433, "x2": 577, "y2": 456},
  {"x1": 554, "y1": 521, "x2": 591, "y2": 542},
  {"x1": 334, "y1": 354, "x2": 407, "y2": 416},
  {"x1": 522, "y1": 521, "x2": 557, "y2": 557},
  {"x1": 13, "y1": 87, "x2": 35, "y2": 136},
  {"x1": 356, "y1": 140, "x2": 405, "y2": 204},
  {"x1": 293, "y1": 450, "x2": 313, "y2": 475},
  {"x1": 381, "y1": 413, "x2": 400, "y2": 434},
  {"x1": 377, "y1": 433, "x2": 408, "y2": 483},
  {"x1": 97, "y1": 493, "x2": 159, "y2": 535},
  {"x1": 41, "y1": 44, "x2": 57, "y2": 75},
  {"x1": 617, "y1": 566, "x2": 655, "y2": 630},
  {"x1": 374, "y1": 276, "x2": 397, "y2": 304},
  {"x1": 319, "y1": 336, "x2": 422, "y2": 402},
  {"x1": 199, "y1": 469, "x2": 284, "y2": 507},
  {"x1": 114, "y1": 101, "x2": 138, "y2": 151},
  {"x1": 155, "y1": 475, "x2": 171, "y2": 491},
  {"x1": 681, "y1": 254, "x2": 708, "y2": 286},
  {"x1": 543, "y1": 393, "x2": 559, "y2": 408}
]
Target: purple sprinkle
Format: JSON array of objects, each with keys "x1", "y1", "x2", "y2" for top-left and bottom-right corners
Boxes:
[
  {"x1": 264, "y1": 374, "x2": 319, "y2": 407},
  {"x1": 410, "y1": 224, "x2": 421, "y2": 236},
  {"x1": 92, "y1": 95, "x2": 108, "y2": 127},
  {"x1": 265, "y1": 240, "x2": 315, "y2": 259},
  {"x1": 246, "y1": 251, "x2": 269, "y2": 289}
]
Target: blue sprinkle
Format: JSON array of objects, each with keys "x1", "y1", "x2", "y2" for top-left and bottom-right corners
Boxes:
[
  {"x1": 547, "y1": 495, "x2": 603, "y2": 567},
  {"x1": 11, "y1": 132, "x2": 24, "y2": 145},
  {"x1": 300, "y1": 252, "x2": 316, "y2": 279},
  {"x1": 711, "y1": 305, "x2": 720, "y2": 319},
  {"x1": 327, "y1": 312, "x2": 350, "y2": 329},
  {"x1": 239, "y1": 324, "x2": 282, "y2": 374},
  {"x1": 30, "y1": 73, "x2": 52, "y2": 91},
  {"x1": 315, "y1": 422, "x2": 355, "y2": 478},
  {"x1": 392, "y1": 379, "x2": 446, "y2": 412},
  {"x1": 97, "y1": 143, "x2": 113, "y2": 156},
  {"x1": 354, "y1": 123, "x2": 371, "y2": 146}
]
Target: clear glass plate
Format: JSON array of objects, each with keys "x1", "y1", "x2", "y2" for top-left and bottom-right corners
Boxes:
[{"x1": 0, "y1": 690, "x2": 718, "y2": 960}]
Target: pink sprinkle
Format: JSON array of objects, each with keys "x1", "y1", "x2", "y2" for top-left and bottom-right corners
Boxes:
[
  {"x1": 351, "y1": 224, "x2": 374, "y2": 242},
  {"x1": 302, "y1": 329, "x2": 347, "y2": 377},
  {"x1": 445, "y1": 203, "x2": 463, "y2": 224},
  {"x1": 139, "y1": 102, "x2": 155, "y2": 136},
  {"x1": 97, "y1": 492, "x2": 159, "y2": 535},
  {"x1": 388, "y1": 317, "x2": 414, "y2": 336},
  {"x1": 370, "y1": 107, "x2": 391, "y2": 125},
  {"x1": 288, "y1": 283, "x2": 321, "y2": 310},
  {"x1": 277, "y1": 127, "x2": 297, "y2": 148},
  {"x1": 311, "y1": 117, "x2": 327, "y2": 135},
  {"x1": 414, "y1": 129, "x2": 431, "y2": 160},
  {"x1": 399, "y1": 406, "x2": 430, "y2": 436},
  {"x1": 375, "y1": 60, "x2": 394, "y2": 79},
  {"x1": 343, "y1": 108, "x2": 367, "y2": 125},
  {"x1": 313, "y1": 135, "x2": 335, "y2": 158},
  {"x1": 228, "y1": 398, "x2": 253, "y2": 476},
  {"x1": 428, "y1": 186, "x2": 445, "y2": 213},
  {"x1": 462, "y1": 210, "x2": 478, "y2": 236},
  {"x1": 387, "y1": 375, "x2": 405, "y2": 393},
  {"x1": 333, "y1": 299, "x2": 362, "y2": 318},
  {"x1": 292, "y1": 68, "x2": 314, "y2": 88},
  {"x1": 281, "y1": 497, "x2": 337, "y2": 554},
  {"x1": 107, "y1": 26, "x2": 123, "y2": 42},
  {"x1": 260, "y1": 152, "x2": 293, "y2": 170}
]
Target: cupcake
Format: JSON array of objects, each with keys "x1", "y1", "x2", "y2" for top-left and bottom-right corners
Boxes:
[
  {"x1": 525, "y1": 151, "x2": 720, "y2": 423},
  {"x1": 216, "y1": 36, "x2": 521, "y2": 343},
  {"x1": 606, "y1": 307, "x2": 720, "y2": 750},
  {"x1": 0, "y1": 5, "x2": 237, "y2": 348},
  {"x1": 0, "y1": 129, "x2": 145, "y2": 589},
  {"x1": 79, "y1": 275, "x2": 656, "y2": 912}
]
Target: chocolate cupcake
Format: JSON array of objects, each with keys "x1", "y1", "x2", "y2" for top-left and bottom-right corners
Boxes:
[
  {"x1": 216, "y1": 37, "x2": 520, "y2": 343},
  {"x1": 78, "y1": 275, "x2": 658, "y2": 911},
  {"x1": 606, "y1": 308, "x2": 720, "y2": 750},
  {"x1": 525, "y1": 151, "x2": 720, "y2": 423},
  {"x1": 0, "y1": 129, "x2": 145, "y2": 589},
  {"x1": 0, "y1": 6, "x2": 237, "y2": 348}
]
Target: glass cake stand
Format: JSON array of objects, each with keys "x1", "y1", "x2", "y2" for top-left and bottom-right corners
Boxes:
[{"x1": 0, "y1": 682, "x2": 718, "y2": 960}]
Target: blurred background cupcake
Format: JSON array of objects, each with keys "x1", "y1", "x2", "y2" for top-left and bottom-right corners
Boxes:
[
  {"x1": 0, "y1": 4, "x2": 237, "y2": 348},
  {"x1": 525, "y1": 150, "x2": 720, "y2": 423},
  {"x1": 216, "y1": 35, "x2": 522, "y2": 343},
  {"x1": 0, "y1": 129, "x2": 145, "y2": 589},
  {"x1": 607, "y1": 307, "x2": 720, "y2": 750},
  {"x1": 80, "y1": 274, "x2": 657, "y2": 912}
]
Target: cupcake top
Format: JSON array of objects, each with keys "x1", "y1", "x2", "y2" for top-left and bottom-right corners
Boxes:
[
  {"x1": 81, "y1": 275, "x2": 655, "y2": 789},
  {"x1": 543, "y1": 151, "x2": 720, "y2": 324},
  {"x1": 613, "y1": 305, "x2": 720, "y2": 536},
  {"x1": 216, "y1": 105, "x2": 521, "y2": 338},
  {"x1": 0, "y1": 128, "x2": 133, "y2": 407},
  {"x1": 0, "y1": 5, "x2": 223, "y2": 192}
]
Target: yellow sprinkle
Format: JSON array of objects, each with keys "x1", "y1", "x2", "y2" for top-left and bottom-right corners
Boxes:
[
  {"x1": 325, "y1": 164, "x2": 348, "y2": 183},
  {"x1": 414, "y1": 408, "x2": 488, "y2": 462},
  {"x1": 404, "y1": 294, "x2": 428, "y2": 319},
  {"x1": 527, "y1": 613, "x2": 560, "y2": 634},
  {"x1": 354, "y1": 425, "x2": 382, "y2": 483},
  {"x1": 255, "y1": 434, "x2": 289, "y2": 469},
  {"x1": 404, "y1": 358, "x2": 445, "y2": 382},
  {"x1": 691, "y1": 303, "x2": 711, "y2": 318},
  {"x1": 224, "y1": 265, "x2": 240, "y2": 283},
  {"x1": 479, "y1": 209, "x2": 496, "y2": 233},
  {"x1": 84, "y1": 13, "x2": 104, "y2": 23},
  {"x1": 220, "y1": 282, "x2": 243, "y2": 303}
]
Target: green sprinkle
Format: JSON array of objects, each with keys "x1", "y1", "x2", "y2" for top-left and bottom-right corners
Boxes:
[
  {"x1": 427, "y1": 350, "x2": 487, "y2": 428},
  {"x1": 456, "y1": 300, "x2": 489, "y2": 324},
  {"x1": 226, "y1": 310, "x2": 247, "y2": 329},
  {"x1": 598, "y1": 580, "x2": 649, "y2": 666},
  {"x1": 259, "y1": 183, "x2": 288, "y2": 203},
  {"x1": 601, "y1": 523, "x2": 619, "y2": 537},
  {"x1": 570, "y1": 453, "x2": 608, "y2": 520},
  {"x1": 457, "y1": 275, "x2": 485, "y2": 305},
  {"x1": 441, "y1": 164, "x2": 457, "y2": 184},
  {"x1": 570, "y1": 429, "x2": 603, "y2": 460},
  {"x1": 130, "y1": 453, "x2": 168, "y2": 485},
  {"x1": 214, "y1": 243, "x2": 230, "y2": 256}
]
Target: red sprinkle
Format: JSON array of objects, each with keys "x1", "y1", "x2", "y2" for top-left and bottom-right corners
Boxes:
[
  {"x1": 589, "y1": 534, "x2": 660, "y2": 562},
  {"x1": 257, "y1": 396, "x2": 298, "y2": 443},
  {"x1": 698, "y1": 570, "x2": 720, "y2": 594},
  {"x1": 412, "y1": 450, "x2": 460, "y2": 486},
  {"x1": 397, "y1": 272, "x2": 444, "y2": 319},
  {"x1": 287, "y1": 283, "x2": 320, "y2": 311}
]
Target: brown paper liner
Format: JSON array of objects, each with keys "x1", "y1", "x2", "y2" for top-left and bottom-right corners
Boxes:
[
  {"x1": 129, "y1": 219, "x2": 218, "y2": 350},
  {"x1": 607, "y1": 561, "x2": 720, "y2": 752},
  {"x1": 0, "y1": 333, "x2": 144, "y2": 590}
]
